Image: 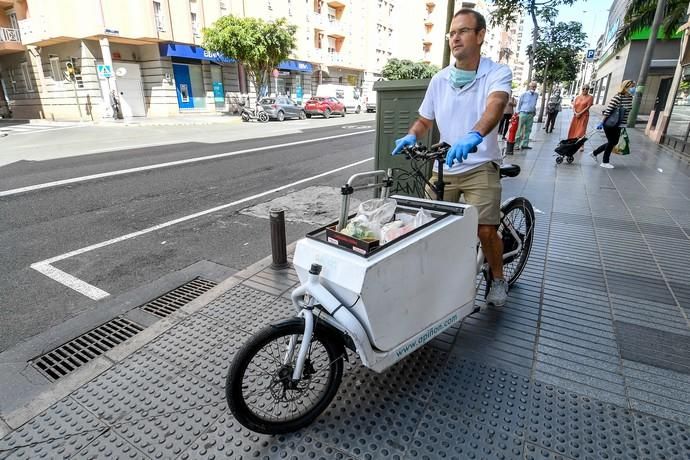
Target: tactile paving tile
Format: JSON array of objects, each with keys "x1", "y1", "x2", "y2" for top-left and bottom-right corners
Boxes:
[
  {"x1": 406, "y1": 409, "x2": 524, "y2": 459},
  {"x1": 72, "y1": 352, "x2": 222, "y2": 424},
  {"x1": 430, "y1": 357, "x2": 531, "y2": 438},
  {"x1": 0, "y1": 430, "x2": 104, "y2": 459},
  {"x1": 179, "y1": 413, "x2": 354, "y2": 459},
  {"x1": 0, "y1": 397, "x2": 106, "y2": 450},
  {"x1": 307, "y1": 377, "x2": 427, "y2": 458},
  {"x1": 200, "y1": 285, "x2": 287, "y2": 334},
  {"x1": 633, "y1": 412, "x2": 690, "y2": 459},
  {"x1": 112, "y1": 404, "x2": 224, "y2": 458},
  {"x1": 185, "y1": 328, "x2": 250, "y2": 390},
  {"x1": 72, "y1": 430, "x2": 147, "y2": 459},
  {"x1": 342, "y1": 345, "x2": 449, "y2": 403},
  {"x1": 526, "y1": 382, "x2": 639, "y2": 459},
  {"x1": 140, "y1": 313, "x2": 230, "y2": 370},
  {"x1": 524, "y1": 442, "x2": 572, "y2": 460}
]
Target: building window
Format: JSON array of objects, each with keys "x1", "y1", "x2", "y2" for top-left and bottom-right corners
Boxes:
[
  {"x1": 153, "y1": 1, "x2": 166, "y2": 31},
  {"x1": 20, "y1": 62, "x2": 34, "y2": 92},
  {"x1": 191, "y1": 12, "x2": 199, "y2": 36},
  {"x1": 49, "y1": 56, "x2": 61, "y2": 81}
]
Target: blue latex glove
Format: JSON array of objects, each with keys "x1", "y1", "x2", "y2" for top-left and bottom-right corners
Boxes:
[
  {"x1": 391, "y1": 134, "x2": 416, "y2": 156},
  {"x1": 445, "y1": 131, "x2": 483, "y2": 167},
  {"x1": 596, "y1": 121, "x2": 604, "y2": 130}
]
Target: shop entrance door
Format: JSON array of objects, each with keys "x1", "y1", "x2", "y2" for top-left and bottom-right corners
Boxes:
[{"x1": 173, "y1": 64, "x2": 194, "y2": 109}]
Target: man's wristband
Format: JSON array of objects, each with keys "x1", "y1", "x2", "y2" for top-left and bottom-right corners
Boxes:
[{"x1": 469, "y1": 130, "x2": 484, "y2": 139}]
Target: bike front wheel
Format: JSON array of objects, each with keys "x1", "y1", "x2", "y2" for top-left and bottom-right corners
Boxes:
[
  {"x1": 226, "y1": 318, "x2": 344, "y2": 434},
  {"x1": 500, "y1": 197, "x2": 535, "y2": 285}
]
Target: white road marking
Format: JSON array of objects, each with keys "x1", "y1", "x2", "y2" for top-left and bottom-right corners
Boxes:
[
  {"x1": 1, "y1": 130, "x2": 375, "y2": 197},
  {"x1": 31, "y1": 156, "x2": 374, "y2": 299},
  {"x1": 31, "y1": 262, "x2": 110, "y2": 300}
]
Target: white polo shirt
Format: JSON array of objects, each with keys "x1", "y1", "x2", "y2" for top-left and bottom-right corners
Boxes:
[{"x1": 418, "y1": 57, "x2": 512, "y2": 175}]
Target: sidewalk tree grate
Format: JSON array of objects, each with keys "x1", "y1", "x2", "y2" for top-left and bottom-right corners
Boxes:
[
  {"x1": 140, "y1": 277, "x2": 217, "y2": 318},
  {"x1": 30, "y1": 317, "x2": 145, "y2": 382}
]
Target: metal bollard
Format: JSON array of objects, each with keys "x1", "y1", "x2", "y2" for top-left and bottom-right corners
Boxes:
[{"x1": 269, "y1": 208, "x2": 289, "y2": 269}]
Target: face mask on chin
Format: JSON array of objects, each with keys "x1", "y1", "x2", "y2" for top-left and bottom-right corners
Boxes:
[{"x1": 449, "y1": 66, "x2": 477, "y2": 89}]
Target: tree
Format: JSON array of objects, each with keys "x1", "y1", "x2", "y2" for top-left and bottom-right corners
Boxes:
[
  {"x1": 527, "y1": 20, "x2": 587, "y2": 122},
  {"x1": 614, "y1": 0, "x2": 688, "y2": 50},
  {"x1": 381, "y1": 58, "x2": 439, "y2": 80},
  {"x1": 490, "y1": 0, "x2": 577, "y2": 83},
  {"x1": 202, "y1": 16, "x2": 297, "y2": 105}
]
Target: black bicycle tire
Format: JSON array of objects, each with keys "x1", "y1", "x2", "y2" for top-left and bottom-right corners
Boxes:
[
  {"x1": 226, "y1": 318, "x2": 344, "y2": 434},
  {"x1": 500, "y1": 197, "x2": 535, "y2": 285}
]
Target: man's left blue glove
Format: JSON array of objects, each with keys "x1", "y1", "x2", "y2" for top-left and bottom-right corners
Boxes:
[
  {"x1": 392, "y1": 134, "x2": 417, "y2": 156},
  {"x1": 446, "y1": 131, "x2": 483, "y2": 167}
]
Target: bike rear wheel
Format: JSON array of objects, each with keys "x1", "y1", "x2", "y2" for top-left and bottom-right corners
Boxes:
[
  {"x1": 258, "y1": 112, "x2": 269, "y2": 123},
  {"x1": 500, "y1": 197, "x2": 535, "y2": 285},
  {"x1": 226, "y1": 318, "x2": 344, "y2": 434}
]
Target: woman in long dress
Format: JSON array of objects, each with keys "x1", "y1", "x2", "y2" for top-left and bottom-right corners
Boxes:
[{"x1": 567, "y1": 85, "x2": 594, "y2": 141}]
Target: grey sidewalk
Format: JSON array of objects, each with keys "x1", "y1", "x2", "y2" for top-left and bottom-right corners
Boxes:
[{"x1": 2, "y1": 111, "x2": 690, "y2": 459}]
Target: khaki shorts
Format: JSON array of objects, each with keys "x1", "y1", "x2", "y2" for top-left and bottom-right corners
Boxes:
[{"x1": 426, "y1": 162, "x2": 502, "y2": 225}]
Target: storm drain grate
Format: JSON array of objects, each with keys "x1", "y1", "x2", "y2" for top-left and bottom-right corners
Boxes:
[
  {"x1": 30, "y1": 317, "x2": 144, "y2": 381},
  {"x1": 140, "y1": 277, "x2": 217, "y2": 318}
]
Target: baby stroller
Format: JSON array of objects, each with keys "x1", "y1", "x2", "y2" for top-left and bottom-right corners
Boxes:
[{"x1": 554, "y1": 129, "x2": 597, "y2": 165}]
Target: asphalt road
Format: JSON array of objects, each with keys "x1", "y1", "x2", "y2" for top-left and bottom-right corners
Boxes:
[{"x1": 0, "y1": 120, "x2": 376, "y2": 352}]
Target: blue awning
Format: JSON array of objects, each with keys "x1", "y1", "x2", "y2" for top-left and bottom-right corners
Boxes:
[
  {"x1": 277, "y1": 59, "x2": 313, "y2": 73},
  {"x1": 159, "y1": 43, "x2": 234, "y2": 63}
]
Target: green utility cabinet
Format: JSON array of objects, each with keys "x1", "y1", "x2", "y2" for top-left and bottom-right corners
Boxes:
[{"x1": 373, "y1": 79, "x2": 439, "y2": 197}]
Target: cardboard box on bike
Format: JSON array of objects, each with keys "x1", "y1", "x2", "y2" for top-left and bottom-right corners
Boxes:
[{"x1": 294, "y1": 196, "x2": 478, "y2": 352}]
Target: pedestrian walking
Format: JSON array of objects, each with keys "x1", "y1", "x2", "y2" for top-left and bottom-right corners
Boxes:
[
  {"x1": 567, "y1": 85, "x2": 594, "y2": 150},
  {"x1": 544, "y1": 87, "x2": 562, "y2": 133},
  {"x1": 515, "y1": 81, "x2": 539, "y2": 149},
  {"x1": 498, "y1": 94, "x2": 517, "y2": 139},
  {"x1": 590, "y1": 79, "x2": 635, "y2": 169}
]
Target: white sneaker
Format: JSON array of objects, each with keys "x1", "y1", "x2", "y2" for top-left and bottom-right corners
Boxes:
[
  {"x1": 600, "y1": 163, "x2": 614, "y2": 169},
  {"x1": 486, "y1": 279, "x2": 508, "y2": 307}
]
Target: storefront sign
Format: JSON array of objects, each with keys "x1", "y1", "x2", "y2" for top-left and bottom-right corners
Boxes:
[
  {"x1": 278, "y1": 60, "x2": 313, "y2": 73},
  {"x1": 159, "y1": 43, "x2": 234, "y2": 63}
]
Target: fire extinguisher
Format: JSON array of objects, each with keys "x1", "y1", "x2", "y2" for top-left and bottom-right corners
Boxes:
[{"x1": 505, "y1": 113, "x2": 520, "y2": 155}]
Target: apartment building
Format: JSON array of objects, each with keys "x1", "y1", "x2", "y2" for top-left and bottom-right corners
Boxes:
[{"x1": 0, "y1": 0, "x2": 524, "y2": 121}]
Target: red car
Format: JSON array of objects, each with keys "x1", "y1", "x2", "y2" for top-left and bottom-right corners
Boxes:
[{"x1": 303, "y1": 97, "x2": 345, "y2": 119}]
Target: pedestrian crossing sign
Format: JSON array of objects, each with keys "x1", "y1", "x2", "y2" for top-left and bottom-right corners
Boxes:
[{"x1": 97, "y1": 64, "x2": 113, "y2": 79}]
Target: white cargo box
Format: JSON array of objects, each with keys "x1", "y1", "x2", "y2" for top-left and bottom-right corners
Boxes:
[{"x1": 293, "y1": 196, "x2": 478, "y2": 352}]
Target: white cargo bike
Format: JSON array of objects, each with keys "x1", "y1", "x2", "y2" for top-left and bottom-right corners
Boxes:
[{"x1": 226, "y1": 142, "x2": 535, "y2": 434}]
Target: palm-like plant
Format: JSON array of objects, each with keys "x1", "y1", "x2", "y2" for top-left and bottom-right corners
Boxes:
[{"x1": 614, "y1": 0, "x2": 689, "y2": 50}]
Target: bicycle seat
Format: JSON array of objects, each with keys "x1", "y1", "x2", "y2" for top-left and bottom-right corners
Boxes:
[{"x1": 500, "y1": 164, "x2": 521, "y2": 178}]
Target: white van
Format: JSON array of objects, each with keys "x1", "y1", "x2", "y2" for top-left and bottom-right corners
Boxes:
[{"x1": 316, "y1": 84, "x2": 363, "y2": 113}]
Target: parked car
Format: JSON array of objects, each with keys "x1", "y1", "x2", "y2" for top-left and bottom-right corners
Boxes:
[
  {"x1": 258, "y1": 96, "x2": 306, "y2": 121},
  {"x1": 303, "y1": 97, "x2": 346, "y2": 118},
  {"x1": 315, "y1": 84, "x2": 362, "y2": 113}
]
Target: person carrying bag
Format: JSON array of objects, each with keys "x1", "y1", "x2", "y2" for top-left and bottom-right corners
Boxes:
[{"x1": 590, "y1": 79, "x2": 635, "y2": 169}]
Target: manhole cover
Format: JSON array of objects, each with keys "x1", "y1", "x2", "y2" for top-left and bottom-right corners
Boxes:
[{"x1": 140, "y1": 277, "x2": 217, "y2": 318}]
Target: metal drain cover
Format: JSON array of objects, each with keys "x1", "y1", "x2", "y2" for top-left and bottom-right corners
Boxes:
[
  {"x1": 30, "y1": 317, "x2": 144, "y2": 381},
  {"x1": 140, "y1": 277, "x2": 217, "y2": 318}
]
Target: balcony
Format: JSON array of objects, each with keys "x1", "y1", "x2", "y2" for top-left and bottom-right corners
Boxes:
[
  {"x1": 327, "y1": 0, "x2": 347, "y2": 7},
  {"x1": 423, "y1": 34, "x2": 433, "y2": 45},
  {"x1": 424, "y1": 15, "x2": 433, "y2": 25},
  {"x1": 0, "y1": 27, "x2": 24, "y2": 55}
]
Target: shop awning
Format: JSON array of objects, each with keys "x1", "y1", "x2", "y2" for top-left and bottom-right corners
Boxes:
[
  {"x1": 277, "y1": 59, "x2": 313, "y2": 72},
  {"x1": 159, "y1": 43, "x2": 234, "y2": 63}
]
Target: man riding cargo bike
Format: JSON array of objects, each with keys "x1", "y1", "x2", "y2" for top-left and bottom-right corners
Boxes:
[{"x1": 224, "y1": 9, "x2": 535, "y2": 434}]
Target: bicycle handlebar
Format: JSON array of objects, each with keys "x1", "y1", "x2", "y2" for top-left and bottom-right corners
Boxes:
[{"x1": 400, "y1": 142, "x2": 477, "y2": 162}]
